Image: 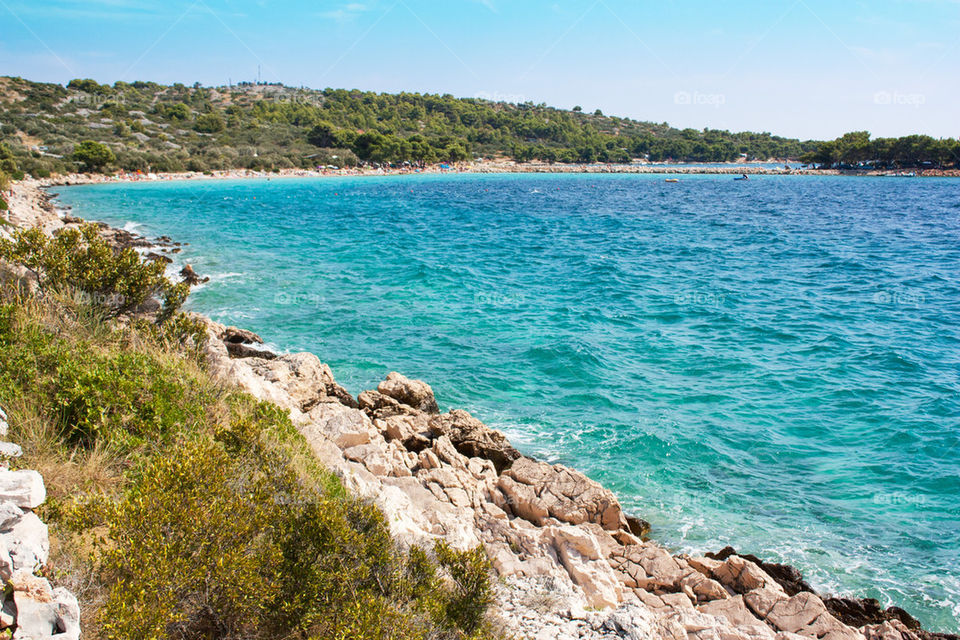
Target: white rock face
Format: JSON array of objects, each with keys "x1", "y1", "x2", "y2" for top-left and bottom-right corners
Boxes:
[{"x1": 0, "y1": 470, "x2": 46, "y2": 509}]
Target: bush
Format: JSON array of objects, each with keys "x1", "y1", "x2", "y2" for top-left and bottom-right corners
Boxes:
[
  {"x1": 194, "y1": 112, "x2": 225, "y2": 134},
  {"x1": 434, "y1": 540, "x2": 496, "y2": 634},
  {"x1": 72, "y1": 140, "x2": 116, "y2": 172},
  {"x1": 0, "y1": 224, "x2": 184, "y2": 319}
]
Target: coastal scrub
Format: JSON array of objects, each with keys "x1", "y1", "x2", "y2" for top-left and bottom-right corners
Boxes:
[{"x1": 0, "y1": 234, "x2": 501, "y2": 639}]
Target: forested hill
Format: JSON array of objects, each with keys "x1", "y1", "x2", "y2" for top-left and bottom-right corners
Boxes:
[{"x1": 0, "y1": 76, "x2": 813, "y2": 175}]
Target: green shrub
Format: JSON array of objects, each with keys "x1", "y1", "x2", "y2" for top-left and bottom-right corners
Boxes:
[
  {"x1": 82, "y1": 400, "x2": 499, "y2": 640},
  {"x1": 52, "y1": 348, "x2": 210, "y2": 447},
  {"x1": 0, "y1": 224, "x2": 184, "y2": 319},
  {"x1": 194, "y1": 113, "x2": 225, "y2": 134},
  {"x1": 72, "y1": 140, "x2": 116, "y2": 172},
  {"x1": 434, "y1": 540, "x2": 496, "y2": 634}
]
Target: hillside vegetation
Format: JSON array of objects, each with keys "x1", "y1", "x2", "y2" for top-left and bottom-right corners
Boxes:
[
  {"x1": 0, "y1": 225, "x2": 500, "y2": 640},
  {"x1": 0, "y1": 76, "x2": 814, "y2": 174},
  {"x1": 2, "y1": 76, "x2": 957, "y2": 177}
]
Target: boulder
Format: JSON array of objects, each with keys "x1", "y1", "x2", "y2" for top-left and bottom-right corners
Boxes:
[
  {"x1": 765, "y1": 592, "x2": 828, "y2": 634},
  {"x1": 379, "y1": 413, "x2": 432, "y2": 451},
  {"x1": 498, "y1": 458, "x2": 627, "y2": 531},
  {"x1": 247, "y1": 353, "x2": 354, "y2": 411},
  {"x1": 700, "y1": 595, "x2": 761, "y2": 627},
  {"x1": 0, "y1": 470, "x2": 45, "y2": 509},
  {"x1": 862, "y1": 620, "x2": 924, "y2": 640},
  {"x1": 0, "y1": 503, "x2": 22, "y2": 530},
  {"x1": 610, "y1": 544, "x2": 690, "y2": 593},
  {"x1": 343, "y1": 443, "x2": 393, "y2": 476},
  {"x1": 226, "y1": 342, "x2": 277, "y2": 359},
  {"x1": 303, "y1": 404, "x2": 375, "y2": 449},
  {"x1": 9, "y1": 570, "x2": 79, "y2": 640},
  {"x1": 713, "y1": 556, "x2": 776, "y2": 594},
  {"x1": 179, "y1": 264, "x2": 208, "y2": 285},
  {"x1": 220, "y1": 325, "x2": 274, "y2": 360},
  {"x1": 681, "y1": 570, "x2": 730, "y2": 603},
  {"x1": 548, "y1": 526, "x2": 623, "y2": 609},
  {"x1": 600, "y1": 603, "x2": 662, "y2": 640},
  {"x1": 0, "y1": 596, "x2": 14, "y2": 628},
  {"x1": 824, "y1": 597, "x2": 922, "y2": 631},
  {"x1": 708, "y1": 547, "x2": 815, "y2": 596},
  {"x1": 429, "y1": 410, "x2": 521, "y2": 473},
  {"x1": 220, "y1": 326, "x2": 263, "y2": 344},
  {"x1": 3, "y1": 511, "x2": 50, "y2": 577},
  {"x1": 744, "y1": 585, "x2": 789, "y2": 619},
  {"x1": 688, "y1": 555, "x2": 725, "y2": 577},
  {"x1": 0, "y1": 442, "x2": 22, "y2": 459},
  {"x1": 377, "y1": 372, "x2": 439, "y2": 414},
  {"x1": 52, "y1": 587, "x2": 81, "y2": 640},
  {"x1": 625, "y1": 515, "x2": 651, "y2": 539}
]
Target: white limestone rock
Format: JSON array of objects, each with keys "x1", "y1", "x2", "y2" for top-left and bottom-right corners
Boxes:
[
  {"x1": 3, "y1": 511, "x2": 50, "y2": 577},
  {"x1": 0, "y1": 470, "x2": 45, "y2": 509}
]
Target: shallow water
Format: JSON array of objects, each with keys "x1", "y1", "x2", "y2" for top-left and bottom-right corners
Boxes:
[{"x1": 54, "y1": 173, "x2": 960, "y2": 631}]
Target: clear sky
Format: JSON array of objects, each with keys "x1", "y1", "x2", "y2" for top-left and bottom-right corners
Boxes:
[{"x1": 2, "y1": 0, "x2": 957, "y2": 140}]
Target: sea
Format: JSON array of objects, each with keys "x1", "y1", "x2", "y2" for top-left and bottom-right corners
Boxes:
[{"x1": 53, "y1": 173, "x2": 960, "y2": 632}]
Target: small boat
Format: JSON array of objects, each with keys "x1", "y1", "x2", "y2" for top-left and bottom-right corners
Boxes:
[
  {"x1": 734, "y1": 176, "x2": 750, "y2": 181},
  {"x1": 665, "y1": 178, "x2": 679, "y2": 183}
]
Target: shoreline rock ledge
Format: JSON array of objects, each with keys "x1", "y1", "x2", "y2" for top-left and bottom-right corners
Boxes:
[{"x1": 203, "y1": 318, "x2": 960, "y2": 640}]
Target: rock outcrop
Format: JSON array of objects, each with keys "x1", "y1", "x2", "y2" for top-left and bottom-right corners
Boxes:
[{"x1": 198, "y1": 316, "x2": 958, "y2": 640}]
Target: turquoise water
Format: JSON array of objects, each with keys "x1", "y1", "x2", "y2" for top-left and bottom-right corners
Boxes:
[{"x1": 54, "y1": 174, "x2": 960, "y2": 631}]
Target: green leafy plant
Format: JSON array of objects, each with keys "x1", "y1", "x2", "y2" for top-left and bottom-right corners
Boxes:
[
  {"x1": 0, "y1": 224, "x2": 183, "y2": 319},
  {"x1": 72, "y1": 140, "x2": 116, "y2": 172}
]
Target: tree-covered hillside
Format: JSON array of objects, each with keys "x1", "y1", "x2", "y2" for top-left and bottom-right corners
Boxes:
[
  {"x1": 0, "y1": 76, "x2": 814, "y2": 175},
  {"x1": 2, "y1": 76, "x2": 957, "y2": 176}
]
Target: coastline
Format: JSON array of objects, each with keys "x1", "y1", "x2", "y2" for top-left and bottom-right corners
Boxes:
[
  {"x1": 22, "y1": 159, "x2": 960, "y2": 190},
  {"x1": 3, "y1": 178, "x2": 958, "y2": 640}
]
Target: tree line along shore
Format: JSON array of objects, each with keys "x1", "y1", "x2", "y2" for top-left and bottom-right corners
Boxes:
[{"x1": 2, "y1": 76, "x2": 958, "y2": 191}]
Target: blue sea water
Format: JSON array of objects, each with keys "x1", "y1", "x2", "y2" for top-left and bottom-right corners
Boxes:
[{"x1": 53, "y1": 174, "x2": 960, "y2": 632}]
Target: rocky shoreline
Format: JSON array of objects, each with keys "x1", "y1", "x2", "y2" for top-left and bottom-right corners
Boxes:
[{"x1": 2, "y1": 178, "x2": 957, "y2": 640}]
